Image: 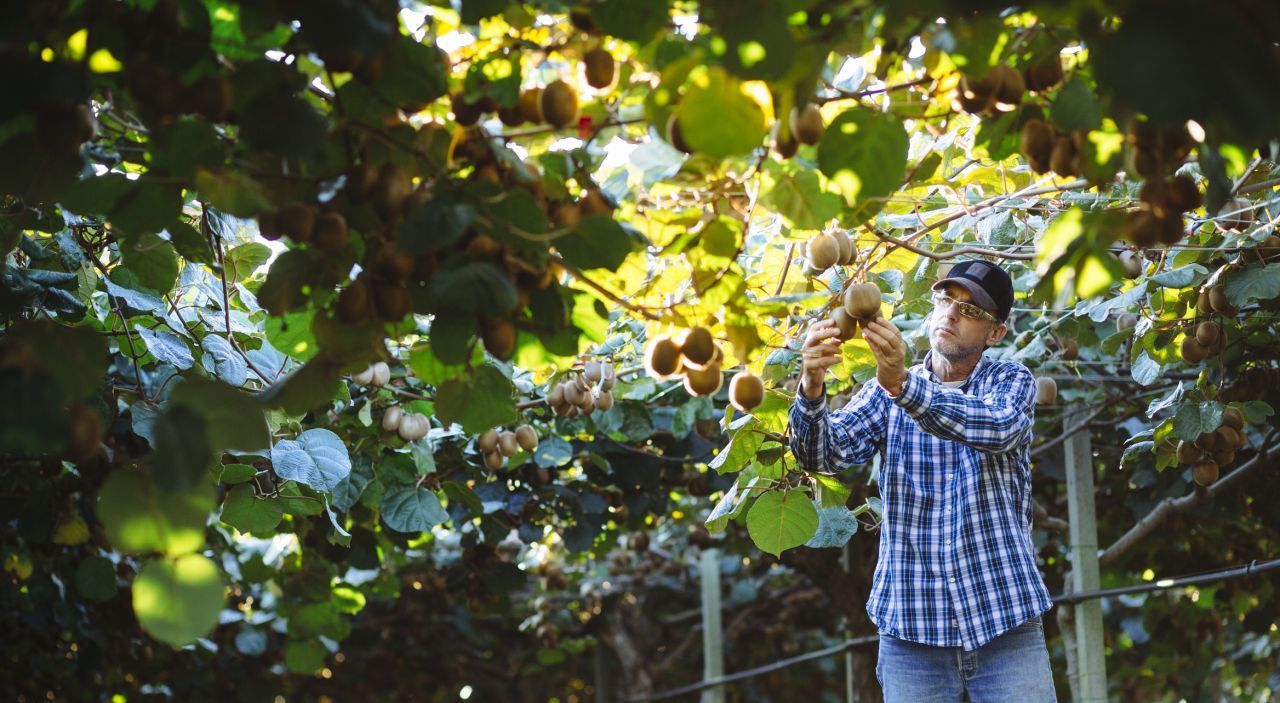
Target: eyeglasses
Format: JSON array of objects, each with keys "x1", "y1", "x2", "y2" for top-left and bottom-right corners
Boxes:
[{"x1": 931, "y1": 291, "x2": 999, "y2": 323}]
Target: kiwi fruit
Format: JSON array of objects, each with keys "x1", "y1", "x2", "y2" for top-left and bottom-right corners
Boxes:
[
  {"x1": 774, "y1": 134, "x2": 799, "y2": 159},
  {"x1": 645, "y1": 335, "x2": 682, "y2": 378},
  {"x1": 313, "y1": 212, "x2": 349, "y2": 252},
  {"x1": 482, "y1": 318, "x2": 517, "y2": 360},
  {"x1": 1176, "y1": 440, "x2": 1201, "y2": 464},
  {"x1": 451, "y1": 93, "x2": 483, "y2": 127},
  {"x1": 1020, "y1": 119, "x2": 1055, "y2": 173},
  {"x1": 1049, "y1": 136, "x2": 1078, "y2": 177},
  {"x1": 1191, "y1": 459, "x2": 1219, "y2": 486},
  {"x1": 728, "y1": 372, "x2": 764, "y2": 412},
  {"x1": 345, "y1": 163, "x2": 378, "y2": 203},
  {"x1": 551, "y1": 201, "x2": 582, "y2": 228},
  {"x1": 600, "y1": 362, "x2": 616, "y2": 390},
  {"x1": 1215, "y1": 425, "x2": 1240, "y2": 451},
  {"x1": 580, "y1": 188, "x2": 614, "y2": 216},
  {"x1": 518, "y1": 87, "x2": 544, "y2": 124},
  {"x1": 1208, "y1": 285, "x2": 1238, "y2": 316},
  {"x1": 382, "y1": 406, "x2": 404, "y2": 432},
  {"x1": 582, "y1": 47, "x2": 616, "y2": 89},
  {"x1": 990, "y1": 65, "x2": 1026, "y2": 106},
  {"x1": 336, "y1": 279, "x2": 372, "y2": 324},
  {"x1": 1035, "y1": 377, "x2": 1057, "y2": 405},
  {"x1": 836, "y1": 233, "x2": 857, "y2": 266},
  {"x1": 1222, "y1": 406, "x2": 1245, "y2": 431},
  {"x1": 1213, "y1": 446, "x2": 1235, "y2": 467},
  {"x1": 1195, "y1": 320, "x2": 1221, "y2": 348},
  {"x1": 257, "y1": 211, "x2": 281, "y2": 241},
  {"x1": 583, "y1": 361, "x2": 602, "y2": 384},
  {"x1": 483, "y1": 450, "x2": 505, "y2": 470},
  {"x1": 497, "y1": 105, "x2": 525, "y2": 127},
  {"x1": 63, "y1": 403, "x2": 102, "y2": 463},
  {"x1": 372, "y1": 361, "x2": 390, "y2": 387},
  {"x1": 478, "y1": 429, "x2": 500, "y2": 453},
  {"x1": 1023, "y1": 57, "x2": 1064, "y2": 92},
  {"x1": 466, "y1": 233, "x2": 504, "y2": 260},
  {"x1": 956, "y1": 74, "x2": 995, "y2": 115},
  {"x1": 1119, "y1": 250, "x2": 1143, "y2": 279},
  {"x1": 1196, "y1": 288, "x2": 1213, "y2": 313},
  {"x1": 790, "y1": 103, "x2": 824, "y2": 145},
  {"x1": 373, "y1": 283, "x2": 412, "y2": 321},
  {"x1": 277, "y1": 202, "x2": 316, "y2": 242},
  {"x1": 578, "y1": 392, "x2": 596, "y2": 415},
  {"x1": 1116, "y1": 313, "x2": 1139, "y2": 332},
  {"x1": 498, "y1": 431, "x2": 518, "y2": 457},
  {"x1": 1195, "y1": 429, "x2": 1219, "y2": 451},
  {"x1": 595, "y1": 390, "x2": 614, "y2": 411},
  {"x1": 1180, "y1": 336, "x2": 1208, "y2": 364},
  {"x1": 680, "y1": 327, "x2": 716, "y2": 368},
  {"x1": 807, "y1": 233, "x2": 839, "y2": 271},
  {"x1": 397, "y1": 414, "x2": 428, "y2": 442},
  {"x1": 683, "y1": 362, "x2": 723, "y2": 397},
  {"x1": 541, "y1": 80, "x2": 579, "y2": 128},
  {"x1": 1165, "y1": 175, "x2": 1201, "y2": 213},
  {"x1": 1217, "y1": 197, "x2": 1254, "y2": 231},
  {"x1": 844, "y1": 282, "x2": 882, "y2": 320},
  {"x1": 831, "y1": 307, "x2": 859, "y2": 341},
  {"x1": 373, "y1": 163, "x2": 411, "y2": 219},
  {"x1": 515, "y1": 425, "x2": 538, "y2": 452},
  {"x1": 374, "y1": 246, "x2": 416, "y2": 282}
]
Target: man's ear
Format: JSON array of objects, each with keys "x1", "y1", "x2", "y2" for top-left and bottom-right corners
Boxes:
[{"x1": 987, "y1": 322, "x2": 1009, "y2": 347}]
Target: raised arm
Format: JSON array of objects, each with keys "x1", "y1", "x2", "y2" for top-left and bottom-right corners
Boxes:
[
  {"x1": 892, "y1": 363, "x2": 1035, "y2": 454},
  {"x1": 790, "y1": 380, "x2": 890, "y2": 471}
]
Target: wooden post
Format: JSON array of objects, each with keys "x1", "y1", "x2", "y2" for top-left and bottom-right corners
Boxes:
[
  {"x1": 842, "y1": 540, "x2": 855, "y2": 703},
  {"x1": 700, "y1": 548, "x2": 725, "y2": 703},
  {"x1": 1064, "y1": 409, "x2": 1108, "y2": 702}
]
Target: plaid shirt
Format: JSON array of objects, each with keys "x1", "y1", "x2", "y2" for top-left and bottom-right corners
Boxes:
[{"x1": 790, "y1": 352, "x2": 1052, "y2": 651}]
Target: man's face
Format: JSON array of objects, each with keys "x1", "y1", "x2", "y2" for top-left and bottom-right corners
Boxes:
[{"x1": 928, "y1": 283, "x2": 1007, "y2": 358}]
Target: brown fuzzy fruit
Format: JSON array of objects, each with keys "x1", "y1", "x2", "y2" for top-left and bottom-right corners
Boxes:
[
  {"x1": 257, "y1": 211, "x2": 281, "y2": 241},
  {"x1": 990, "y1": 65, "x2": 1026, "y2": 107},
  {"x1": 728, "y1": 372, "x2": 764, "y2": 412},
  {"x1": 831, "y1": 307, "x2": 859, "y2": 341},
  {"x1": 541, "y1": 80, "x2": 579, "y2": 128},
  {"x1": 1116, "y1": 313, "x2": 1138, "y2": 332},
  {"x1": 498, "y1": 431, "x2": 518, "y2": 457},
  {"x1": 482, "y1": 318, "x2": 517, "y2": 360},
  {"x1": 844, "y1": 282, "x2": 882, "y2": 320},
  {"x1": 1180, "y1": 336, "x2": 1208, "y2": 364},
  {"x1": 807, "y1": 233, "x2": 840, "y2": 270},
  {"x1": 790, "y1": 103, "x2": 824, "y2": 145},
  {"x1": 683, "y1": 363, "x2": 723, "y2": 397},
  {"x1": 497, "y1": 105, "x2": 525, "y2": 127},
  {"x1": 1119, "y1": 250, "x2": 1143, "y2": 279},
  {"x1": 1217, "y1": 197, "x2": 1254, "y2": 231},
  {"x1": 313, "y1": 212, "x2": 349, "y2": 252},
  {"x1": 483, "y1": 450, "x2": 505, "y2": 471},
  {"x1": 1035, "y1": 377, "x2": 1057, "y2": 405},
  {"x1": 518, "y1": 87, "x2": 545, "y2": 124},
  {"x1": 1195, "y1": 430, "x2": 1219, "y2": 452},
  {"x1": 336, "y1": 279, "x2": 372, "y2": 324},
  {"x1": 1023, "y1": 57, "x2": 1064, "y2": 92},
  {"x1": 373, "y1": 164, "x2": 411, "y2": 219},
  {"x1": 1215, "y1": 425, "x2": 1241, "y2": 451},
  {"x1": 837, "y1": 233, "x2": 857, "y2": 266},
  {"x1": 64, "y1": 403, "x2": 102, "y2": 463},
  {"x1": 582, "y1": 48, "x2": 616, "y2": 89},
  {"x1": 1052, "y1": 336, "x2": 1076, "y2": 360},
  {"x1": 478, "y1": 429, "x2": 500, "y2": 453},
  {"x1": 666, "y1": 114, "x2": 691, "y2": 153},
  {"x1": 595, "y1": 390, "x2": 614, "y2": 411},
  {"x1": 1195, "y1": 321, "x2": 1221, "y2": 348},
  {"x1": 645, "y1": 335, "x2": 682, "y2": 378},
  {"x1": 1209, "y1": 286, "x2": 1238, "y2": 316},
  {"x1": 1166, "y1": 175, "x2": 1201, "y2": 213},
  {"x1": 345, "y1": 163, "x2": 378, "y2": 203},
  {"x1": 1049, "y1": 135, "x2": 1078, "y2": 177},
  {"x1": 1020, "y1": 119, "x2": 1055, "y2": 173},
  {"x1": 580, "y1": 188, "x2": 614, "y2": 216},
  {"x1": 680, "y1": 327, "x2": 716, "y2": 368},
  {"x1": 277, "y1": 202, "x2": 316, "y2": 242},
  {"x1": 515, "y1": 425, "x2": 538, "y2": 452},
  {"x1": 373, "y1": 282, "x2": 412, "y2": 322},
  {"x1": 374, "y1": 246, "x2": 416, "y2": 282},
  {"x1": 1176, "y1": 440, "x2": 1201, "y2": 465},
  {"x1": 1221, "y1": 406, "x2": 1245, "y2": 431},
  {"x1": 1191, "y1": 459, "x2": 1219, "y2": 486},
  {"x1": 774, "y1": 134, "x2": 799, "y2": 159}
]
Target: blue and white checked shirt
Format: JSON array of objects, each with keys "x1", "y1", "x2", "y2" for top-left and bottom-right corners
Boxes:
[{"x1": 790, "y1": 351, "x2": 1053, "y2": 651}]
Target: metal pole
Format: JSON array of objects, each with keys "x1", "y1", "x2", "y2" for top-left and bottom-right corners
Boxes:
[
  {"x1": 1064, "y1": 409, "x2": 1108, "y2": 702},
  {"x1": 700, "y1": 548, "x2": 725, "y2": 703}
]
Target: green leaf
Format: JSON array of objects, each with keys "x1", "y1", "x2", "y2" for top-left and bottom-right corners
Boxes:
[
  {"x1": 110, "y1": 181, "x2": 183, "y2": 237},
  {"x1": 119, "y1": 232, "x2": 179, "y2": 294},
  {"x1": 746, "y1": 490, "x2": 819, "y2": 557},
  {"x1": 257, "y1": 357, "x2": 343, "y2": 416},
  {"x1": 407, "y1": 342, "x2": 473, "y2": 385},
  {"x1": 271, "y1": 429, "x2": 352, "y2": 493},
  {"x1": 817, "y1": 109, "x2": 908, "y2": 217},
  {"x1": 677, "y1": 67, "x2": 767, "y2": 158},
  {"x1": 805, "y1": 506, "x2": 859, "y2": 548},
  {"x1": 397, "y1": 196, "x2": 475, "y2": 255},
  {"x1": 1223, "y1": 263, "x2": 1280, "y2": 307},
  {"x1": 1148, "y1": 264, "x2": 1208, "y2": 289},
  {"x1": 1172, "y1": 401, "x2": 1224, "y2": 441},
  {"x1": 427, "y1": 262, "x2": 518, "y2": 318},
  {"x1": 555, "y1": 215, "x2": 632, "y2": 271},
  {"x1": 763, "y1": 168, "x2": 842, "y2": 230},
  {"x1": 223, "y1": 242, "x2": 272, "y2": 282},
  {"x1": 96, "y1": 470, "x2": 214, "y2": 556},
  {"x1": 709, "y1": 421, "x2": 765, "y2": 474},
  {"x1": 169, "y1": 378, "x2": 269, "y2": 452},
  {"x1": 199, "y1": 334, "x2": 249, "y2": 387},
  {"x1": 284, "y1": 638, "x2": 329, "y2": 674},
  {"x1": 813, "y1": 473, "x2": 852, "y2": 509},
  {"x1": 167, "y1": 221, "x2": 214, "y2": 264},
  {"x1": 194, "y1": 169, "x2": 272, "y2": 217},
  {"x1": 1131, "y1": 350, "x2": 1162, "y2": 387},
  {"x1": 133, "y1": 554, "x2": 225, "y2": 647},
  {"x1": 219, "y1": 484, "x2": 283, "y2": 534},
  {"x1": 1240, "y1": 401, "x2": 1274, "y2": 424},
  {"x1": 1049, "y1": 77, "x2": 1102, "y2": 132},
  {"x1": 74, "y1": 555, "x2": 118, "y2": 603},
  {"x1": 134, "y1": 327, "x2": 194, "y2": 370},
  {"x1": 460, "y1": 0, "x2": 505, "y2": 25},
  {"x1": 380, "y1": 486, "x2": 449, "y2": 533},
  {"x1": 0, "y1": 320, "x2": 107, "y2": 398},
  {"x1": 434, "y1": 364, "x2": 517, "y2": 434},
  {"x1": 218, "y1": 463, "x2": 257, "y2": 484},
  {"x1": 590, "y1": 1, "x2": 668, "y2": 42},
  {"x1": 332, "y1": 457, "x2": 374, "y2": 512},
  {"x1": 706, "y1": 477, "x2": 757, "y2": 533}
]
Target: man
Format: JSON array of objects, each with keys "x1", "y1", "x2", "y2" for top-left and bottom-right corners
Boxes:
[{"x1": 789, "y1": 260, "x2": 1056, "y2": 702}]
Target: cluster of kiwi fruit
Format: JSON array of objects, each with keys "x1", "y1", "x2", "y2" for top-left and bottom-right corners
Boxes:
[
  {"x1": 1218, "y1": 197, "x2": 1258, "y2": 232},
  {"x1": 645, "y1": 328, "x2": 721, "y2": 393},
  {"x1": 380, "y1": 405, "x2": 430, "y2": 442},
  {"x1": 125, "y1": 56, "x2": 233, "y2": 123},
  {"x1": 1019, "y1": 119, "x2": 1088, "y2": 177},
  {"x1": 829, "y1": 281, "x2": 883, "y2": 341},
  {"x1": 956, "y1": 65, "x2": 1027, "y2": 117},
  {"x1": 1224, "y1": 365, "x2": 1280, "y2": 403},
  {"x1": 352, "y1": 361, "x2": 392, "y2": 387},
  {"x1": 801, "y1": 231, "x2": 858, "y2": 276},
  {"x1": 1128, "y1": 174, "x2": 1202, "y2": 247},
  {"x1": 258, "y1": 201, "x2": 351, "y2": 253},
  {"x1": 774, "y1": 103, "x2": 825, "y2": 158},
  {"x1": 1176, "y1": 405, "x2": 1247, "y2": 486},
  {"x1": 547, "y1": 360, "x2": 618, "y2": 417},
  {"x1": 476, "y1": 424, "x2": 539, "y2": 470},
  {"x1": 1180, "y1": 319, "x2": 1227, "y2": 365}
]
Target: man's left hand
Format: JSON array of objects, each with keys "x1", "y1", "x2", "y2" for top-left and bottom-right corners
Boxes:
[{"x1": 863, "y1": 316, "x2": 908, "y2": 396}]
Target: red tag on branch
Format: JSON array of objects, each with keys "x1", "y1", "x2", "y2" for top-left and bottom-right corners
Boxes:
[{"x1": 576, "y1": 115, "x2": 594, "y2": 140}]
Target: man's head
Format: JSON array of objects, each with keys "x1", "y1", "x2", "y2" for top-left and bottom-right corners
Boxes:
[{"x1": 928, "y1": 260, "x2": 1013, "y2": 359}]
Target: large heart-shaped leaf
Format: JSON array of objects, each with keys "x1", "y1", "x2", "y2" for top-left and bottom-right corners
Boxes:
[
  {"x1": 133, "y1": 554, "x2": 225, "y2": 647},
  {"x1": 746, "y1": 490, "x2": 819, "y2": 556},
  {"x1": 380, "y1": 486, "x2": 449, "y2": 533},
  {"x1": 271, "y1": 428, "x2": 351, "y2": 493}
]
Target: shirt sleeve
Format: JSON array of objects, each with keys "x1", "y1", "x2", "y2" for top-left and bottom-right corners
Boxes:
[
  {"x1": 891, "y1": 362, "x2": 1035, "y2": 455},
  {"x1": 789, "y1": 381, "x2": 890, "y2": 472}
]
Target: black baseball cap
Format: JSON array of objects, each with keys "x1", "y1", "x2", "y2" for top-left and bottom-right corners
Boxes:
[{"x1": 931, "y1": 260, "x2": 1014, "y2": 322}]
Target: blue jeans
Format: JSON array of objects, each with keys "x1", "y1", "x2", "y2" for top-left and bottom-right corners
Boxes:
[{"x1": 876, "y1": 616, "x2": 1057, "y2": 702}]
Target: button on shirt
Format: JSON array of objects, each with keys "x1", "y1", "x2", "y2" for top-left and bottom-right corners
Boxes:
[{"x1": 789, "y1": 352, "x2": 1052, "y2": 651}]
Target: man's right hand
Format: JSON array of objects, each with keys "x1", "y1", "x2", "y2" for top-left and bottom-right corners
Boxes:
[{"x1": 799, "y1": 318, "x2": 844, "y2": 401}]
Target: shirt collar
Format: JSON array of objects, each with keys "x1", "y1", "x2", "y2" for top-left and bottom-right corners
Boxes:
[{"x1": 919, "y1": 350, "x2": 989, "y2": 389}]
